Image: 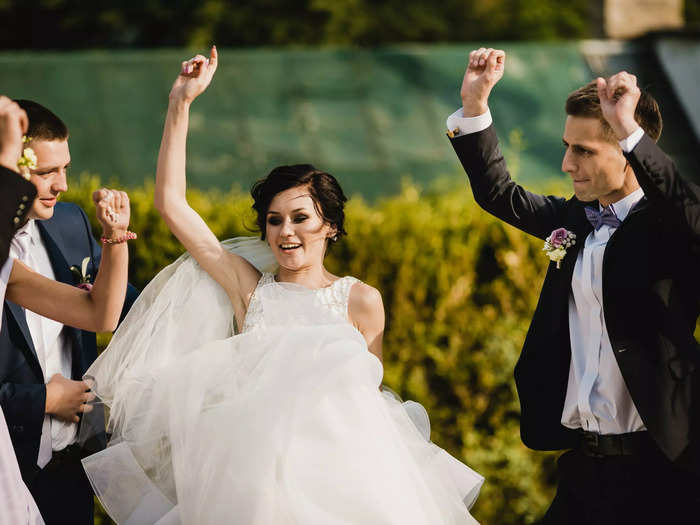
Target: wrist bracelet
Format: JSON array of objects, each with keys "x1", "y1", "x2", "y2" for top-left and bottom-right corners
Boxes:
[{"x1": 101, "y1": 231, "x2": 137, "y2": 245}]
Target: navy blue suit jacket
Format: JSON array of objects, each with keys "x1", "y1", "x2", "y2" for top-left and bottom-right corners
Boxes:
[{"x1": 0, "y1": 201, "x2": 139, "y2": 481}]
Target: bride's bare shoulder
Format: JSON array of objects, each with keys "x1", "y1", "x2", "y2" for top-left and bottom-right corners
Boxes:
[{"x1": 347, "y1": 280, "x2": 384, "y2": 322}]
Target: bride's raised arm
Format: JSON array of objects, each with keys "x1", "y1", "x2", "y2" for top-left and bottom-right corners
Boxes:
[
  {"x1": 154, "y1": 47, "x2": 261, "y2": 318},
  {"x1": 7, "y1": 189, "x2": 130, "y2": 333}
]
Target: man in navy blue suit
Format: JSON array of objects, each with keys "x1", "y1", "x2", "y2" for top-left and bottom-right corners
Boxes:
[{"x1": 0, "y1": 100, "x2": 138, "y2": 524}]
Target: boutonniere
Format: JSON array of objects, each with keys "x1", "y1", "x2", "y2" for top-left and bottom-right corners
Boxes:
[
  {"x1": 16, "y1": 136, "x2": 37, "y2": 180},
  {"x1": 70, "y1": 257, "x2": 93, "y2": 291},
  {"x1": 543, "y1": 228, "x2": 576, "y2": 269}
]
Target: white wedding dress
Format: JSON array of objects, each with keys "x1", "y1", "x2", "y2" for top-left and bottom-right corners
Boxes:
[{"x1": 81, "y1": 238, "x2": 483, "y2": 525}]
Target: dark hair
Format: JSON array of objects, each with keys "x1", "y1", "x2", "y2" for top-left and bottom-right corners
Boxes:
[
  {"x1": 14, "y1": 99, "x2": 69, "y2": 142},
  {"x1": 251, "y1": 164, "x2": 348, "y2": 243},
  {"x1": 565, "y1": 81, "x2": 662, "y2": 142}
]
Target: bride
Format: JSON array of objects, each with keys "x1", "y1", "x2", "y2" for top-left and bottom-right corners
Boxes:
[{"x1": 81, "y1": 47, "x2": 483, "y2": 525}]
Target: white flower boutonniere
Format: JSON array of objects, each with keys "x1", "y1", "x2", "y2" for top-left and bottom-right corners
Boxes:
[
  {"x1": 70, "y1": 257, "x2": 93, "y2": 291},
  {"x1": 543, "y1": 228, "x2": 576, "y2": 269},
  {"x1": 16, "y1": 136, "x2": 37, "y2": 180}
]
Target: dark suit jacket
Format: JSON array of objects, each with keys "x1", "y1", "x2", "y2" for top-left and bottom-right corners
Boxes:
[
  {"x1": 450, "y1": 125, "x2": 700, "y2": 474},
  {"x1": 0, "y1": 201, "x2": 139, "y2": 481},
  {"x1": 1, "y1": 167, "x2": 36, "y2": 266}
]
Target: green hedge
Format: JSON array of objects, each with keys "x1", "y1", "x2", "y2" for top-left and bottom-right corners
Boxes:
[{"x1": 71, "y1": 174, "x2": 562, "y2": 524}]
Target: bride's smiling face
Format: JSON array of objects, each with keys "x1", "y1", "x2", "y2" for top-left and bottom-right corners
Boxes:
[{"x1": 266, "y1": 185, "x2": 335, "y2": 271}]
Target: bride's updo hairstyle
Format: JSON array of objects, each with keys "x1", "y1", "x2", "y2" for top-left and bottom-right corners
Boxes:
[{"x1": 251, "y1": 164, "x2": 348, "y2": 244}]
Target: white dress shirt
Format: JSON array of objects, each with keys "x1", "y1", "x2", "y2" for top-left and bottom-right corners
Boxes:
[
  {"x1": 562, "y1": 187, "x2": 646, "y2": 434},
  {"x1": 10, "y1": 220, "x2": 78, "y2": 464},
  {"x1": 447, "y1": 107, "x2": 647, "y2": 435},
  {"x1": 0, "y1": 258, "x2": 45, "y2": 524}
]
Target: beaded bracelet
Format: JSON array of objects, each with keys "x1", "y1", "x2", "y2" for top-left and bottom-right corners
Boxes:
[{"x1": 101, "y1": 231, "x2": 138, "y2": 245}]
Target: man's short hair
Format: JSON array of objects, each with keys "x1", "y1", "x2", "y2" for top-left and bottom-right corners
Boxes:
[
  {"x1": 565, "y1": 81, "x2": 662, "y2": 142},
  {"x1": 14, "y1": 100, "x2": 69, "y2": 142}
]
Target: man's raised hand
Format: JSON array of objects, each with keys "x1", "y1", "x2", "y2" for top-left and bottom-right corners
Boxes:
[
  {"x1": 460, "y1": 48, "x2": 505, "y2": 117},
  {"x1": 596, "y1": 72, "x2": 641, "y2": 141},
  {"x1": 0, "y1": 96, "x2": 28, "y2": 171},
  {"x1": 169, "y1": 46, "x2": 219, "y2": 104}
]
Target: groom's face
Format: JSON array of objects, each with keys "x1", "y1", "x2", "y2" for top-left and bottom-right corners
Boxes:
[
  {"x1": 561, "y1": 116, "x2": 631, "y2": 205},
  {"x1": 27, "y1": 139, "x2": 71, "y2": 220}
]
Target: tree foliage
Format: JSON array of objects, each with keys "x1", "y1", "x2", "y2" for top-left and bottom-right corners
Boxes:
[{"x1": 1, "y1": 0, "x2": 594, "y2": 49}]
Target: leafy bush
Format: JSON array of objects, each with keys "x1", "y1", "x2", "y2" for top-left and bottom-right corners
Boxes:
[
  {"x1": 1, "y1": 0, "x2": 592, "y2": 49},
  {"x1": 70, "y1": 174, "x2": 560, "y2": 524}
]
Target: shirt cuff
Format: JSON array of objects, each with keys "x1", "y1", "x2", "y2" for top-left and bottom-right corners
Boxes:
[
  {"x1": 446, "y1": 108, "x2": 492, "y2": 138},
  {"x1": 618, "y1": 127, "x2": 644, "y2": 153}
]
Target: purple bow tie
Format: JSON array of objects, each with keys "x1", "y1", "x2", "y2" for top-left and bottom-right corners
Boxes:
[{"x1": 585, "y1": 206, "x2": 621, "y2": 230}]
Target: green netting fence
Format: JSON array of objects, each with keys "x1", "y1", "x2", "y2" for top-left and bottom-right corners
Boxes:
[{"x1": 0, "y1": 44, "x2": 590, "y2": 198}]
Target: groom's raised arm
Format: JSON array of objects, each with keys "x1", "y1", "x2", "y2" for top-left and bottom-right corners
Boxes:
[
  {"x1": 596, "y1": 73, "x2": 700, "y2": 239},
  {"x1": 447, "y1": 48, "x2": 566, "y2": 241}
]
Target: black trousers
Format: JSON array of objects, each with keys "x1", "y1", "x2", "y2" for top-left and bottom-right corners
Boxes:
[
  {"x1": 26, "y1": 445, "x2": 94, "y2": 525},
  {"x1": 538, "y1": 445, "x2": 700, "y2": 525}
]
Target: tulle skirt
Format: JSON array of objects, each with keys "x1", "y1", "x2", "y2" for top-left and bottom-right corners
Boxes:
[
  {"x1": 83, "y1": 322, "x2": 482, "y2": 524},
  {"x1": 80, "y1": 239, "x2": 483, "y2": 524}
]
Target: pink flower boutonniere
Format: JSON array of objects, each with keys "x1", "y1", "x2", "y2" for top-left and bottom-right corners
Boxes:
[
  {"x1": 70, "y1": 257, "x2": 93, "y2": 291},
  {"x1": 543, "y1": 228, "x2": 576, "y2": 269}
]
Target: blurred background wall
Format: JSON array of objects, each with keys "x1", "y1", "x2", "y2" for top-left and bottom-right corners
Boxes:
[{"x1": 1, "y1": 1, "x2": 698, "y2": 198}]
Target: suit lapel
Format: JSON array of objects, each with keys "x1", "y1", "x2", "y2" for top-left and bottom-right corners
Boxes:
[
  {"x1": 4, "y1": 300, "x2": 43, "y2": 379},
  {"x1": 550, "y1": 200, "x2": 593, "y2": 280},
  {"x1": 569, "y1": 202, "x2": 594, "y2": 259},
  {"x1": 538, "y1": 200, "x2": 593, "y2": 367},
  {"x1": 626, "y1": 195, "x2": 649, "y2": 217}
]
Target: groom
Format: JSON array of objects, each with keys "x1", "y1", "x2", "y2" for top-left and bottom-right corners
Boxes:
[
  {"x1": 447, "y1": 48, "x2": 699, "y2": 523},
  {"x1": 0, "y1": 100, "x2": 138, "y2": 524}
]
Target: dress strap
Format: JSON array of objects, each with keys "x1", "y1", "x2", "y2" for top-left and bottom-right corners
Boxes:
[
  {"x1": 333, "y1": 276, "x2": 359, "y2": 319},
  {"x1": 259, "y1": 272, "x2": 276, "y2": 286}
]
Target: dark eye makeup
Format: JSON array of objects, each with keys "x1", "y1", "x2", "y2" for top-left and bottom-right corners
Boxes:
[{"x1": 267, "y1": 213, "x2": 310, "y2": 225}]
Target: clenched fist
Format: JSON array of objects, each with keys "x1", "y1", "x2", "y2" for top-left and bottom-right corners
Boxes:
[
  {"x1": 93, "y1": 188, "x2": 131, "y2": 239},
  {"x1": 596, "y1": 72, "x2": 641, "y2": 141},
  {"x1": 460, "y1": 48, "x2": 506, "y2": 117},
  {"x1": 0, "y1": 96, "x2": 28, "y2": 171}
]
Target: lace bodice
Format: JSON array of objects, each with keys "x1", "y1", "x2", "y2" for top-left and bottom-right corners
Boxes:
[{"x1": 241, "y1": 272, "x2": 359, "y2": 333}]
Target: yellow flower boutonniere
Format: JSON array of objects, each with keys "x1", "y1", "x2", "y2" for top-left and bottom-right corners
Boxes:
[{"x1": 16, "y1": 135, "x2": 36, "y2": 180}]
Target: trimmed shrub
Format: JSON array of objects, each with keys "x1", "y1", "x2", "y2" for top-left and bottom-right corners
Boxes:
[{"x1": 71, "y1": 174, "x2": 561, "y2": 524}]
